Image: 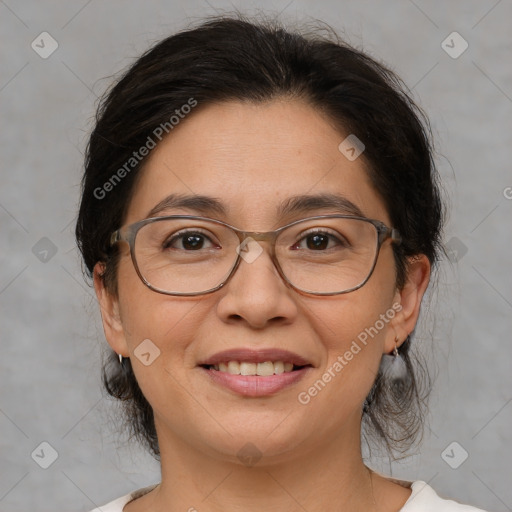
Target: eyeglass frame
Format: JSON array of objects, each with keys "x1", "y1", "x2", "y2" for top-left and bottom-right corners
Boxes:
[{"x1": 109, "y1": 214, "x2": 402, "y2": 297}]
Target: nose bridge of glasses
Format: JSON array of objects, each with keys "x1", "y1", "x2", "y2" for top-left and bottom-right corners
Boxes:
[
  {"x1": 231, "y1": 229, "x2": 287, "y2": 289},
  {"x1": 238, "y1": 230, "x2": 278, "y2": 244},
  {"x1": 232, "y1": 230, "x2": 281, "y2": 270}
]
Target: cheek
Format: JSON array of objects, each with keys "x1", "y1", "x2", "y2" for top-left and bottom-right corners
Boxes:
[
  {"x1": 116, "y1": 291, "x2": 206, "y2": 428},
  {"x1": 118, "y1": 259, "x2": 204, "y2": 403},
  {"x1": 302, "y1": 254, "x2": 398, "y2": 407},
  {"x1": 116, "y1": 254, "x2": 183, "y2": 338},
  {"x1": 319, "y1": 253, "x2": 397, "y2": 352},
  {"x1": 318, "y1": 294, "x2": 390, "y2": 373},
  {"x1": 115, "y1": 291, "x2": 223, "y2": 449},
  {"x1": 294, "y1": 299, "x2": 391, "y2": 430}
]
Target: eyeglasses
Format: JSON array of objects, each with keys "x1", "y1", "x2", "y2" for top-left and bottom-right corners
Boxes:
[{"x1": 109, "y1": 215, "x2": 402, "y2": 296}]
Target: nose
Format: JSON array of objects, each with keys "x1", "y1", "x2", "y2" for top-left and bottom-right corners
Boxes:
[{"x1": 215, "y1": 239, "x2": 299, "y2": 329}]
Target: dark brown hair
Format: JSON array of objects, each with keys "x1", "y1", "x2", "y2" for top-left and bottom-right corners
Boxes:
[{"x1": 76, "y1": 14, "x2": 444, "y2": 459}]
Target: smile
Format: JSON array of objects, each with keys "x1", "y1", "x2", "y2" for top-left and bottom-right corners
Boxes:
[
  {"x1": 197, "y1": 348, "x2": 314, "y2": 396},
  {"x1": 201, "y1": 360, "x2": 309, "y2": 375}
]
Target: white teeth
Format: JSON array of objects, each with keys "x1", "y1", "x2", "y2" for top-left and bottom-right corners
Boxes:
[
  {"x1": 212, "y1": 360, "x2": 299, "y2": 375},
  {"x1": 240, "y1": 362, "x2": 257, "y2": 375},
  {"x1": 227, "y1": 361, "x2": 240, "y2": 374},
  {"x1": 256, "y1": 361, "x2": 274, "y2": 376},
  {"x1": 273, "y1": 361, "x2": 284, "y2": 374}
]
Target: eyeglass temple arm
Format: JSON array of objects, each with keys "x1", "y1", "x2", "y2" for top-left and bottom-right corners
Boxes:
[
  {"x1": 110, "y1": 230, "x2": 121, "y2": 246},
  {"x1": 389, "y1": 228, "x2": 402, "y2": 245},
  {"x1": 378, "y1": 225, "x2": 402, "y2": 245}
]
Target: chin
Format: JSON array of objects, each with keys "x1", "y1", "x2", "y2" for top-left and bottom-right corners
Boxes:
[{"x1": 202, "y1": 418, "x2": 314, "y2": 464}]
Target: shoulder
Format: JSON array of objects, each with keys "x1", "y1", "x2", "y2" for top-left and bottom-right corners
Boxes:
[
  {"x1": 88, "y1": 484, "x2": 158, "y2": 512},
  {"x1": 401, "y1": 480, "x2": 489, "y2": 512},
  {"x1": 87, "y1": 480, "x2": 488, "y2": 512}
]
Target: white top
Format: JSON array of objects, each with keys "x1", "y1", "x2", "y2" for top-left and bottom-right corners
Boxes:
[{"x1": 90, "y1": 480, "x2": 488, "y2": 511}]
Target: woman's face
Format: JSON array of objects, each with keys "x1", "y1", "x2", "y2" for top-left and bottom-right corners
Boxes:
[{"x1": 95, "y1": 98, "x2": 427, "y2": 464}]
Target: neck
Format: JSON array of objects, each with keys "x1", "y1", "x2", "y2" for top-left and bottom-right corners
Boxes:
[{"x1": 146, "y1": 413, "x2": 377, "y2": 512}]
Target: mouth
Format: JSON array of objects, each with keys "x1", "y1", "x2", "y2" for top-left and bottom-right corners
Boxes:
[
  {"x1": 199, "y1": 361, "x2": 312, "y2": 375},
  {"x1": 197, "y1": 348, "x2": 314, "y2": 397}
]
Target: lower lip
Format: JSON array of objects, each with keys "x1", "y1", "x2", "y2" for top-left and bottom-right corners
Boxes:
[{"x1": 200, "y1": 367, "x2": 311, "y2": 397}]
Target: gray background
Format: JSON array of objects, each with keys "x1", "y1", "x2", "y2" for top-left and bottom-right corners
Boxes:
[{"x1": 1, "y1": 0, "x2": 511, "y2": 510}]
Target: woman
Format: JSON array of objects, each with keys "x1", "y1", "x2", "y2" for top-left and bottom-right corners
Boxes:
[{"x1": 76, "y1": 15, "x2": 487, "y2": 512}]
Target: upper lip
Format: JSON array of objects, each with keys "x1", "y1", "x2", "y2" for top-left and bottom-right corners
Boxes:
[{"x1": 198, "y1": 348, "x2": 313, "y2": 367}]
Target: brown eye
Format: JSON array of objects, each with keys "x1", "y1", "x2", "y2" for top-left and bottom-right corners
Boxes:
[
  {"x1": 292, "y1": 229, "x2": 348, "y2": 251},
  {"x1": 305, "y1": 233, "x2": 329, "y2": 250},
  {"x1": 164, "y1": 230, "x2": 216, "y2": 250}
]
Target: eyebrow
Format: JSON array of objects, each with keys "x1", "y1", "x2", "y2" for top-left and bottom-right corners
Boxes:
[
  {"x1": 278, "y1": 193, "x2": 365, "y2": 218},
  {"x1": 146, "y1": 192, "x2": 365, "y2": 220},
  {"x1": 146, "y1": 194, "x2": 227, "y2": 218}
]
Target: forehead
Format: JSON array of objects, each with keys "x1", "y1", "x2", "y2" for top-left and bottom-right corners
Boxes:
[{"x1": 124, "y1": 99, "x2": 389, "y2": 227}]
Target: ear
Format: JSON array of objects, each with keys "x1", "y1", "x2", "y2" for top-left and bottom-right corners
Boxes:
[
  {"x1": 384, "y1": 254, "x2": 431, "y2": 354},
  {"x1": 93, "y1": 262, "x2": 129, "y2": 357}
]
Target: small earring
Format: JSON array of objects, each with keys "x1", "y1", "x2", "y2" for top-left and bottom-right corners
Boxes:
[
  {"x1": 118, "y1": 353, "x2": 123, "y2": 364},
  {"x1": 379, "y1": 336, "x2": 408, "y2": 383}
]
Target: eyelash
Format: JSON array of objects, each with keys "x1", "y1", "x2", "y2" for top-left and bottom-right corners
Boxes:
[
  {"x1": 293, "y1": 228, "x2": 348, "y2": 250},
  {"x1": 163, "y1": 228, "x2": 347, "y2": 250},
  {"x1": 163, "y1": 229, "x2": 219, "y2": 249}
]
